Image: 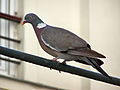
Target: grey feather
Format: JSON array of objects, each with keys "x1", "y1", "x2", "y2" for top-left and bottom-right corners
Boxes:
[
  {"x1": 67, "y1": 49, "x2": 106, "y2": 58},
  {"x1": 41, "y1": 25, "x2": 88, "y2": 51},
  {"x1": 86, "y1": 58, "x2": 110, "y2": 78},
  {"x1": 41, "y1": 25, "x2": 106, "y2": 58}
]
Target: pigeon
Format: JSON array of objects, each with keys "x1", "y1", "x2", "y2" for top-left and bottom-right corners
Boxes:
[{"x1": 22, "y1": 13, "x2": 110, "y2": 78}]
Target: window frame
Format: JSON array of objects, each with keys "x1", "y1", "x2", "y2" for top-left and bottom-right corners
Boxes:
[{"x1": 0, "y1": 0, "x2": 22, "y2": 77}]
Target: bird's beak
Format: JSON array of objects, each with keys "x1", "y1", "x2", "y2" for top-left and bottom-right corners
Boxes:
[{"x1": 21, "y1": 19, "x2": 27, "y2": 25}]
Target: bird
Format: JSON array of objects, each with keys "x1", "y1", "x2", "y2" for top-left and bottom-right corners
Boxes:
[{"x1": 22, "y1": 13, "x2": 110, "y2": 78}]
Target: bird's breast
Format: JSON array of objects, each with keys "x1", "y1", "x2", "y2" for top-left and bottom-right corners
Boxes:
[{"x1": 34, "y1": 28, "x2": 58, "y2": 57}]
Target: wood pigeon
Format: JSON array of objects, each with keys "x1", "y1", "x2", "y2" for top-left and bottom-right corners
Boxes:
[{"x1": 22, "y1": 13, "x2": 110, "y2": 78}]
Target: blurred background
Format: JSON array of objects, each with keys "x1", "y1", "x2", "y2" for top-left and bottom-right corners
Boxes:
[{"x1": 0, "y1": 0, "x2": 120, "y2": 90}]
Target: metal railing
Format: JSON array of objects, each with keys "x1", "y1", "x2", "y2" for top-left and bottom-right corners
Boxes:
[
  {"x1": 0, "y1": 57, "x2": 20, "y2": 64},
  {"x1": 0, "y1": 35, "x2": 21, "y2": 43},
  {"x1": 0, "y1": 46, "x2": 120, "y2": 86},
  {"x1": 0, "y1": 12, "x2": 22, "y2": 23}
]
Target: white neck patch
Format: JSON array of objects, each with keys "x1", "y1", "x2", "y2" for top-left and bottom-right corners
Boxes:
[{"x1": 37, "y1": 23, "x2": 47, "y2": 29}]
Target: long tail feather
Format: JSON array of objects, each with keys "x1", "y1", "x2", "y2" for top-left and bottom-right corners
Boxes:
[
  {"x1": 75, "y1": 58, "x2": 104, "y2": 66},
  {"x1": 68, "y1": 49, "x2": 106, "y2": 58},
  {"x1": 87, "y1": 58, "x2": 111, "y2": 78}
]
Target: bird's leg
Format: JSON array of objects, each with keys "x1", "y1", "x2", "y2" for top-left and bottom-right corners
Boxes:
[{"x1": 52, "y1": 57, "x2": 59, "y2": 62}]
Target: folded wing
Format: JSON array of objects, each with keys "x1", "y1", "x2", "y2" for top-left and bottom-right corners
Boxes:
[
  {"x1": 67, "y1": 49, "x2": 106, "y2": 58},
  {"x1": 41, "y1": 26, "x2": 106, "y2": 58}
]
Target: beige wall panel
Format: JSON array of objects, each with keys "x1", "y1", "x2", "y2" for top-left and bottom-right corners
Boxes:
[{"x1": 89, "y1": 0, "x2": 120, "y2": 90}]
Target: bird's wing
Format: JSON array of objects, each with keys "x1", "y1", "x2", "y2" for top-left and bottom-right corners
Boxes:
[
  {"x1": 67, "y1": 49, "x2": 106, "y2": 58},
  {"x1": 41, "y1": 26, "x2": 88, "y2": 51},
  {"x1": 41, "y1": 26, "x2": 105, "y2": 58}
]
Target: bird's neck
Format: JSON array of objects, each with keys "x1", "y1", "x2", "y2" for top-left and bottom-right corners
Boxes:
[
  {"x1": 31, "y1": 21, "x2": 47, "y2": 39},
  {"x1": 32, "y1": 24, "x2": 44, "y2": 36}
]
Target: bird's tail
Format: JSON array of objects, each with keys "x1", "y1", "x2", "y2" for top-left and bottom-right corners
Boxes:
[
  {"x1": 75, "y1": 58, "x2": 104, "y2": 66},
  {"x1": 86, "y1": 57, "x2": 111, "y2": 78}
]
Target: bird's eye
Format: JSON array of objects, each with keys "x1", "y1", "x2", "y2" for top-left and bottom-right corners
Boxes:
[{"x1": 27, "y1": 16, "x2": 33, "y2": 20}]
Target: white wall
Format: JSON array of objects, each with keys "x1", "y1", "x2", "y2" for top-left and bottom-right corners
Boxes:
[
  {"x1": 0, "y1": 76, "x2": 53, "y2": 90},
  {"x1": 89, "y1": 0, "x2": 120, "y2": 90}
]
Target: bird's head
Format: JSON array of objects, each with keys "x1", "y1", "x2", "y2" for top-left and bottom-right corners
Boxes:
[{"x1": 22, "y1": 13, "x2": 44, "y2": 26}]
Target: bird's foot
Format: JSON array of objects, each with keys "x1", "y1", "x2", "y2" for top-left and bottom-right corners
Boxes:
[
  {"x1": 61, "y1": 60, "x2": 67, "y2": 65},
  {"x1": 58, "y1": 60, "x2": 67, "y2": 73},
  {"x1": 50, "y1": 57, "x2": 60, "y2": 70},
  {"x1": 50, "y1": 58, "x2": 67, "y2": 73}
]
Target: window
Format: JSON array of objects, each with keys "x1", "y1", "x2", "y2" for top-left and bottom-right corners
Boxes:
[{"x1": 0, "y1": 0, "x2": 20, "y2": 77}]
